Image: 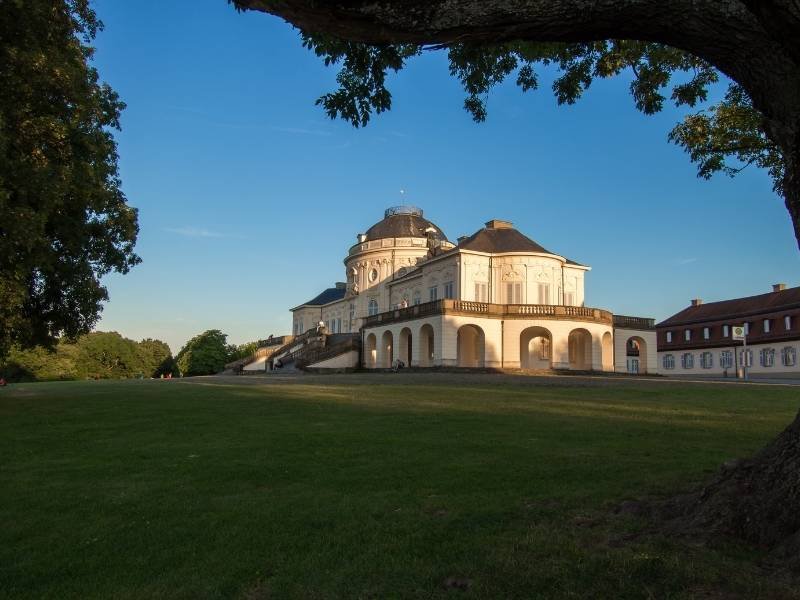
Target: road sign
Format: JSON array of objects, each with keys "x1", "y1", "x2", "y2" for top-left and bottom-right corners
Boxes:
[{"x1": 732, "y1": 325, "x2": 746, "y2": 340}]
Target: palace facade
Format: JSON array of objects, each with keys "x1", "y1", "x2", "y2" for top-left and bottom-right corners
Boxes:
[{"x1": 290, "y1": 206, "x2": 656, "y2": 373}]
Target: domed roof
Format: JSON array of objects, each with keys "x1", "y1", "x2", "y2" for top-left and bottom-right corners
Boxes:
[{"x1": 364, "y1": 206, "x2": 448, "y2": 242}]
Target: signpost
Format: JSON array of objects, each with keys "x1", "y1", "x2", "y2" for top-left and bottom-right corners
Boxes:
[{"x1": 732, "y1": 325, "x2": 748, "y2": 380}]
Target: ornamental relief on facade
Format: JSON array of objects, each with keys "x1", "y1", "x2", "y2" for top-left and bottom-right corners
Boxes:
[{"x1": 501, "y1": 266, "x2": 523, "y2": 281}]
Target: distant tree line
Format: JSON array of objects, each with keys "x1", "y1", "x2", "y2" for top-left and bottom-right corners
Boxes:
[{"x1": 1, "y1": 329, "x2": 264, "y2": 382}]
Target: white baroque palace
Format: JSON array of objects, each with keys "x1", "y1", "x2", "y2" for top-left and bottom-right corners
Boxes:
[{"x1": 290, "y1": 206, "x2": 656, "y2": 372}]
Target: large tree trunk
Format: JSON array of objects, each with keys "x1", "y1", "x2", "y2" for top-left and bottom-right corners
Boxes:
[
  {"x1": 660, "y1": 410, "x2": 800, "y2": 561},
  {"x1": 234, "y1": 0, "x2": 800, "y2": 248}
]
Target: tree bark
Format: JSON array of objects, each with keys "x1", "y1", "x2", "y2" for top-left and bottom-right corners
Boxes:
[
  {"x1": 234, "y1": 0, "x2": 800, "y2": 247},
  {"x1": 659, "y1": 409, "x2": 800, "y2": 559}
]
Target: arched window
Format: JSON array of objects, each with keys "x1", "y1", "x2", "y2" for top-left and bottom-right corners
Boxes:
[{"x1": 368, "y1": 299, "x2": 379, "y2": 316}]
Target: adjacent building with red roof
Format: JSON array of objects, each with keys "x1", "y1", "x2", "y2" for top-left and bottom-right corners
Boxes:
[{"x1": 656, "y1": 284, "x2": 800, "y2": 377}]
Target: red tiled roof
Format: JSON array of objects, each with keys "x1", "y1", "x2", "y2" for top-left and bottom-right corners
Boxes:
[{"x1": 657, "y1": 286, "x2": 800, "y2": 327}]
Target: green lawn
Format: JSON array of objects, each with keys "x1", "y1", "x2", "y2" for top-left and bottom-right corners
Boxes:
[{"x1": 1, "y1": 374, "x2": 798, "y2": 599}]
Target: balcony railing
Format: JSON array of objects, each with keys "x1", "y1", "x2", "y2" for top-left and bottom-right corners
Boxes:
[
  {"x1": 613, "y1": 315, "x2": 656, "y2": 330},
  {"x1": 361, "y1": 299, "x2": 614, "y2": 328}
]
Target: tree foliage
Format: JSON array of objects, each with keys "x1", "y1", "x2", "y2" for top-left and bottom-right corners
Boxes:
[
  {"x1": 293, "y1": 34, "x2": 782, "y2": 195},
  {"x1": 176, "y1": 330, "x2": 230, "y2": 376},
  {"x1": 0, "y1": 0, "x2": 139, "y2": 358},
  {"x1": 0, "y1": 332, "x2": 175, "y2": 382},
  {"x1": 137, "y1": 338, "x2": 177, "y2": 378}
]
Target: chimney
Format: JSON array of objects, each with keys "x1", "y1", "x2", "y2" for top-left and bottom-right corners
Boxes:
[
  {"x1": 691, "y1": 298, "x2": 703, "y2": 306},
  {"x1": 485, "y1": 219, "x2": 513, "y2": 229},
  {"x1": 335, "y1": 282, "x2": 346, "y2": 289},
  {"x1": 773, "y1": 283, "x2": 787, "y2": 292},
  {"x1": 357, "y1": 233, "x2": 367, "y2": 243},
  {"x1": 457, "y1": 235, "x2": 468, "y2": 243}
]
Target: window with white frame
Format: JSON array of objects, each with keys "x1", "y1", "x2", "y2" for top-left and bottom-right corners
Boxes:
[
  {"x1": 663, "y1": 354, "x2": 675, "y2": 370},
  {"x1": 685, "y1": 329, "x2": 692, "y2": 341},
  {"x1": 782, "y1": 346, "x2": 796, "y2": 366},
  {"x1": 368, "y1": 299, "x2": 379, "y2": 316},
  {"x1": 760, "y1": 348, "x2": 775, "y2": 367},
  {"x1": 700, "y1": 351, "x2": 713, "y2": 369},
  {"x1": 506, "y1": 282, "x2": 522, "y2": 304},
  {"x1": 666, "y1": 331, "x2": 673, "y2": 343},
  {"x1": 474, "y1": 282, "x2": 488, "y2": 302},
  {"x1": 564, "y1": 291, "x2": 575, "y2": 306},
  {"x1": 443, "y1": 281, "x2": 454, "y2": 299},
  {"x1": 720, "y1": 351, "x2": 733, "y2": 369},
  {"x1": 681, "y1": 353, "x2": 694, "y2": 369},
  {"x1": 429, "y1": 286, "x2": 438, "y2": 302},
  {"x1": 703, "y1": 327, "x2": 710, "y2": 340},
  {"x1": 539, "y1": 338, "x2": 551, "y2": 360},
  {"x1": 740, "y1": 349, "x2": 753, "y2": 367},
  {"x1": 723, "y1": 324, "x2": 730, "y2": 337},
  {"x1": 764, "y1": 319, "x2": 771, "y2": 333},
  {"x1": 538, "y1": 283, "x2": 550, "y2": 304},
  {"x1": 413, "y1": 291, "x2": 421, "y2": 305},
  {"x1": 336, "y1": 318, "x2": 342, "y2": 333},
  {"x1": 785, "y1": 315, "x2": 793, "y2": 331},
  {"x1": 349, "y1": 303, "x2": 355, "y2": 329}
]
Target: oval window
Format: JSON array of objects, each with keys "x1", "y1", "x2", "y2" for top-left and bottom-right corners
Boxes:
[{"x1": 369, "y1": 268, "x2": 379, "y2": 282}]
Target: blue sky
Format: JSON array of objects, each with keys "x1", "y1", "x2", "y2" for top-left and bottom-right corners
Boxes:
[{"x1": 91, "y1": 0, "x2": 798, "y2": 352}]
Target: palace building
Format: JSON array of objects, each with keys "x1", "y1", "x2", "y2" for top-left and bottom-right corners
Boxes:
[
  {"x1": 656, "y1": 284, "x2": 800, "y2": 378},
  {"x1": 286, "y1": 206, "x2": 656, "y2": 373}
]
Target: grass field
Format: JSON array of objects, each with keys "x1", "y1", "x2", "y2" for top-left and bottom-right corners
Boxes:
[{"x1": 1, "y1": 373, "x2": 799, "y2": 599}]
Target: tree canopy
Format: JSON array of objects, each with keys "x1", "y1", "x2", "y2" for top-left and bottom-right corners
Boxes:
[
  {"x1": 0, "y1": 332, "x2": 176, "y2": 382},
  {"x1": 231, "y1": 0, "x2": 800, "y2": 247},
  {"x1": 0, "y1": 1, "x2": 139, "y2": 358},
  {"x1": 176, "y1": 330, "x2": 231, "y2": 376}
]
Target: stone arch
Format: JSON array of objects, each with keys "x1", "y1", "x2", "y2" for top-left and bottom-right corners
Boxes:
[
  {"x1": 398, "y1": 327, "x2": 412, "y2": 366},
  {"x1": 457, "y1": 324, "x2": 485, "y2": 368},
  {"x1": 601, "y1": 331, "x2": 614, "y2": 372},
  {"x1": 519, "y1": 326, "x2": 552, "y2": 369},
  {"x1": 626, "y1": 336, "x2": 647, "y2": 374},
  {"x1": 380, "y1": 330, "x2": 394, "y2": 368},
  {"x1": 418, "y1": 324, "x2": 435, "y2": 367},
  {"x1": 568, "y1": 328, "x2": 593, "y2": 370},
  {"x1": 365, "y1": 333, "x2": 377, "y2": 368}
]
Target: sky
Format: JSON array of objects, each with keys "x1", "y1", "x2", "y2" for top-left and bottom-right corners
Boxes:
[{"x1": 91, "y1": 0, "x2": 798, "y2": 352}]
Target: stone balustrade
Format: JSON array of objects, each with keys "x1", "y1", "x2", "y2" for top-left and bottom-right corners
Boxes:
[{"x1": 362, "y1": 299, "x2": 614, "y2": 328}]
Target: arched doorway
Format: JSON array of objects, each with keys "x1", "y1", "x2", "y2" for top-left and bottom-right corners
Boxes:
[
  {"x1": 601, "y1": 332, "x2": 613, "y2": 372},
  {"x1": 626, "y1": 336, "x2": 647, "y2": 374},
  {"x1": 519, "y1": 326, "x2": 552, "y2": 369},
  {"x1": 457, "y1": 324, "x2": 485, "y2": 368},
  {"x1": 380, "y1": 330, "x2": 394, "y2": 368},
  {"x1": 568, "y1": 328, "x2": 593, "y2": 370},
  {"x1": 365, "y1": 333, "x2": 377, "y2": 368},
  {"x1": 398, "y1": 327, "x2": 412, "y2": 366},
  {"x1": 418, "y1": 324, "x2": 434, "y2": 367}
]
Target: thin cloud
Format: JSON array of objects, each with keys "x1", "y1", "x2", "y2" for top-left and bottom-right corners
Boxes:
[
  {"x1": 674, "y1": 257, "x2": 698, "y2": 265},
  {"x1": 270, "y1": 126, "x2": 332, "y2": 136},
  {"x1": 165, "y1": 227, "x2": 226, "y2": 239}
]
